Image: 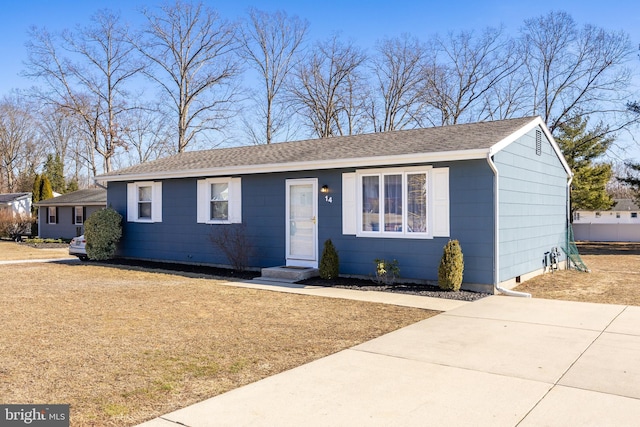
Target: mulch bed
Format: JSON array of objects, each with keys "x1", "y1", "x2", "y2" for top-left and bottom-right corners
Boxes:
[
  {"x1": 17, "y1": 240, "x2": 489, "y2": 302},
  {"x1": 301, "y1": 276, "x2": 490, "y2": 302},
  {"x1": 94, "y1": 258, "x2": 489, "y2": 302}
]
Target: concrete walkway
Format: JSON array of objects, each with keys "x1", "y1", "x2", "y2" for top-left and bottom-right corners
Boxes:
[
  {"x1": 138, "y1": 295, "x2": 640, "y2": 427},
  {"x1": 227, "y1": 277, "x2": 470, "y2": 311}
]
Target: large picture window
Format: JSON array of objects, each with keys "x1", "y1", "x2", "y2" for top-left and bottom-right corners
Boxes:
[
  {"x1": 361, "y1": 170, "x2": 428, "y2": 236},
  {"x1": 346, "y1": 166, "x2": 448, "y2": 239}
]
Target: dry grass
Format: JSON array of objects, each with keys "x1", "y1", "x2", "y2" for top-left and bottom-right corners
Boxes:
[
  {"x1": 514, "y1": 242, "x2": 640, "y2": 306},
  {"x1": 0, "y1": 240, "x2": 71, "y2": 261},
  {"x1": 0, "y1": 251, "x2": 436, "y2": 426}
]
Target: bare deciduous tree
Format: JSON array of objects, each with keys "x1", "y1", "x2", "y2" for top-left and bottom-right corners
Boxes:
[
  {"x1": 239, "y1": 8, "x2": 308, "y2": 144},
  {"x1": 24, "y1": 10, "x2": 141, "y2": 174},
  {"x1": 289, "y1": 34, "x2": 367, "y2": 138},
  {"x1": 0, "y1": 94, "x2": 41, "y2": 192},
  {"x1": 421, "y1": 26, "x2": 522, "y2": 126},
  {"x1": 137, "y1": 0, "x2": 241, "y2": 152},
  {"x1": 520, "y1": 11, "x2": 635, "y2": 134},
  {"x1": 120, "y1": 104, "x2": 174, "y2": 166},
  {"x1": 370, "y1": 34, "x2": 427, "y2": 131}
]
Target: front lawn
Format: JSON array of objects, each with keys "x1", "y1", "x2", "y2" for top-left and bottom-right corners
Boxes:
[
  {"x1": 0, "y1": 259, "x2": 435, "y2": 426},
  {"x1": 514, "y1": 242, "x2": 640, "y2": 306}
]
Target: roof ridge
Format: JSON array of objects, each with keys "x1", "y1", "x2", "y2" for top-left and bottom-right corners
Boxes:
[{"x1": 98, "y1": 116, "x2": 541, "y2": 181}]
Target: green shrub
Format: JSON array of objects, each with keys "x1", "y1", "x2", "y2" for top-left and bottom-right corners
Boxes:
[
  {"x1": 374, "y1": 258, "x2": 400, "y2": 285},
  {"x1": 438, "y1": 239, "x2": 464, "y2": 291},
  {"x1": 319, "y1": 239, "x2": 339, "y2": 279},
  {"x1": 84, "y1": 207, "x2": 122, "y2": 260}
]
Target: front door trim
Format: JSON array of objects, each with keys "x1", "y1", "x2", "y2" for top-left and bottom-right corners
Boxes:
[{"x1": 285, "y1": 178, "x2": 318, "y2": 268}]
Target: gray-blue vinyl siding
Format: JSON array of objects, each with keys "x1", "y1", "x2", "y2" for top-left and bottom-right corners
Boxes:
[
  {"x1": 38, "y1": 205, "x2": 104, "y2": 239},
  {"x1": 494, "y1": 126, "x2": 569, "y2": 282},
  {"x1": 107, "y1": 160, "x2": 496, "y2": 285}
]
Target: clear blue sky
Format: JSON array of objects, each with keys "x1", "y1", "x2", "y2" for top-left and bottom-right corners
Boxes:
[
  {"x1": 2, "y1": 0, "x2": 638, "y2": 94},
  {"x1": 1, "y1": 0, "x2": 639, "y2": 157}
]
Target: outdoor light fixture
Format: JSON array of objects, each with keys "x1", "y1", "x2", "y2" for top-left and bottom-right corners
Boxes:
[{"x1": 321, "y1": 185, "x2": 329, "y2": 193}]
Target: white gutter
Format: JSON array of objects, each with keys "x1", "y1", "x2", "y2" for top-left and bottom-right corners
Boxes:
[{"x1": 486, "y1": 153, "x2": 532, "y2": 298}]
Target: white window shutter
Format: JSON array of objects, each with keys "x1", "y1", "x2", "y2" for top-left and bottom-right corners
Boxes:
[
  {"x1": 196, "y1": 180, "x2": 208, "y2": 223},
  {"x1": 127, "y1": 183, "x2": 136, "y2": 222},
  {"x1": 342, "y1": 173, "x2": 357, "y2": 235},
  {"x1": 152, "y1": 182, "x2": 162, "y2": 223},
  {"x1": 229, "y1": 178, "x2": 242, "y2": 223},
  {"x1": 432, "y1": 168, "x2": 450, "y2": 237}
]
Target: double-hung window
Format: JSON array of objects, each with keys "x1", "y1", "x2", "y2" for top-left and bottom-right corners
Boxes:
[
  {"x1": 197, "y1": 177, "x2": 242, "y2": 224},
  {"x1": 210, "y1": 182, "x2": 229, "y2": 221},
  {"x1": 138, "y1": 185, "x2": 152, "y2": 219},
  {"x1": 48, "y1": 207, "x2": 57, "y2": 224},
  {"x1": 127, "y1": 182, "x2": 163, "y2": 223},
  {"x1": 74, "y1": 206, "x2": 84, "y2": 224},
  {"x1": 343, "y1": 166, "x2": 449, "y2": 239}
]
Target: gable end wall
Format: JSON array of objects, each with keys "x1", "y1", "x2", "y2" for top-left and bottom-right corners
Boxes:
[{"x1": 494, "y1": 126, "x2": 568, "y2": 282}]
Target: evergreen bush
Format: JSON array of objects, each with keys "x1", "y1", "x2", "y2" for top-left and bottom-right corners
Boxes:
[
  {"x1": 438, "y1": 239, "x2": 464, "y2": 291},
  {"x1": 84, "y1": 207, "x2": 122, "y2": 260},
  {"x1": 319, "y1": 239, "x2": 339, "y2": 279}
]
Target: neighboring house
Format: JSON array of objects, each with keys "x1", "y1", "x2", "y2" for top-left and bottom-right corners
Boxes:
[
  {"x1": 36, "y1": 188, "x2": 107, "y2": 239},
  {"x1": 573, "y1": 199, "x2": 640, "y2": 242},
  {"x1": 96, "y1": 116, "x2": 572, "y2": 293},
  {"x1": 0, "y1": 192, "x2": 32, "y2": 217}
]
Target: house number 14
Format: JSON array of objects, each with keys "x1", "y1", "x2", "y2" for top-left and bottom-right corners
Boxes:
[{"x1": 325, "y1": 195, "x2": 333, "y2": 203}]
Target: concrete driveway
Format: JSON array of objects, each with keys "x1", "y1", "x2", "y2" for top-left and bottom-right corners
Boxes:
[{"x1": 139, "y1": 295, "x2": 640, "y2": 426}]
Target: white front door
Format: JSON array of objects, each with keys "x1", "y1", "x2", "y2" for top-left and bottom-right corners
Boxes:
[{"x1": 286, "y1": 178, "x2": 318, "y2": 267}]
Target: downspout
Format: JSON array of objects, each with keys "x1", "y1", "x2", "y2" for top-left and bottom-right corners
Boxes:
[{"x1": 487, "y1": 152, "x2": 531, "y2": 298}]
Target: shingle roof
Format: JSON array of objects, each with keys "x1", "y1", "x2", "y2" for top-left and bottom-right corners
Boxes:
[
  {"x1": 0, "y1": 192, "x2": 31, "y2": 203},
  {"x1": 98, "y1": 116, "x2": 540, "y2": 181},
  {"x1": 36, "y1": 188, "x2": 107, "y2": 206}
]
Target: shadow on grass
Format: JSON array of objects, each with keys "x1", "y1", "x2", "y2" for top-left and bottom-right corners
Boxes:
[
  {"x1": 69, "y1": 257, "x2": 261, "y2": 281},
  {"x1": 576, "y1": 242, "x2": 640, "y2": 256}
]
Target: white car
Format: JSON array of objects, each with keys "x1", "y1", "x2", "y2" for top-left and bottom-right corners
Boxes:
[{"x1": 69, "y1": 235, "x2": 88, "y2": 260}]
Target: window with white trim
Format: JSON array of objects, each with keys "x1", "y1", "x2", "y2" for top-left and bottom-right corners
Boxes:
[
  {"x1": 138, "y1": 185, "x2": 152, "y2": 219},
  {"x1": 197, "y1": 177, "x2": 242, "y2": 224},
  {"x1": 48, "y1": 207, "x2": 57, "y2": 224},
  {"x1": 74, "y1": 206, "x2": 84, "y2": 225},
  {"x1": 344, "y1": 166, "x2": 449, "y2": 239},
  {"x1": 127, "y1": 181, "x2": 163, "y2": 223}
]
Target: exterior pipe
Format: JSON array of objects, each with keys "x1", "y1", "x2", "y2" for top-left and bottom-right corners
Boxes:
[{"x1": 486, "y1": 152, "x2": 532, "y2": 298}]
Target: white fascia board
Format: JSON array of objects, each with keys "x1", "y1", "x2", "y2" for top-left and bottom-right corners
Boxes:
[
  {"x1": 96, "y1": 149, "x2": 490, "y2": 183},
  {"x1": 35, "y1": 202, "x2": 106, "y2": 207},
  {"x1": 489, "y1": 116, "x2": 572, "y2": 177}
]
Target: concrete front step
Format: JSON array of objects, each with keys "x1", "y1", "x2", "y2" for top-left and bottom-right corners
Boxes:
[{"x1": 258, "y1": 266, "x2": 319, "y2": 283}]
